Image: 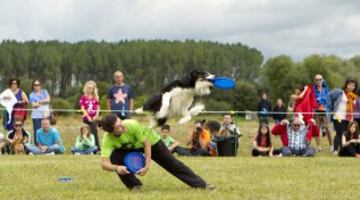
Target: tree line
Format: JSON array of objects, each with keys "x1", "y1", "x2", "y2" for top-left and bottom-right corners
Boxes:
[{"x1": 0, "y1": 39, "x2": 359, "y2": 113}]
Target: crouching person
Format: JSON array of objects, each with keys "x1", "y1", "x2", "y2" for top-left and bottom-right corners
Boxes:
[
  {"x1": 99, "y1": 115, "x2": 214, "y2": 191},
  {"x1": 25, "y1": 118, "x2": 65, "y2": 155},
  {"x1": 271, "y1": 117, "x2": 317, "y2": 157}
]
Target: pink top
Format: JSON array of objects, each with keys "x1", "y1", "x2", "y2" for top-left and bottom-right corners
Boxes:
[{"x1": 79, "y1": 95, "x2": 100, "y2": 121}]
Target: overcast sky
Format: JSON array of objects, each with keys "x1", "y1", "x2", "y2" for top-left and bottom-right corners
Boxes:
[{"x1": 0, "y1": 0, "x2": 359, "y2": 61}]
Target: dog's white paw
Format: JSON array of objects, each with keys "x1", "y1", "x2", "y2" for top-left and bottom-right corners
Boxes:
[
  {"x1": 134, "y1": 108, "x2": 143, "y2": 114},
  {"x1": 178, "y1": 116, "x2": 192, "y2": 124},
  {"x1": 189, "y1": 104, "x2": 205, "y2": 116}
]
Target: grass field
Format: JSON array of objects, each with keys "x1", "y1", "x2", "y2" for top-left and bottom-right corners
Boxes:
[{"x1": 0, "y1": 115, "x2": 360, "y2": 200}]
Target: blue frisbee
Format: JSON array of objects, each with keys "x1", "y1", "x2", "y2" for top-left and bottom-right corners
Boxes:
[
  {"x1": 212, "y1": 76, "x2": 235, "y2": 89},
  {"x1": 58, "y1": 177, "x2": 74, "y2": 183},
  {"x1": 124, "y1": 152, "x2": 145, "y2": 174}
]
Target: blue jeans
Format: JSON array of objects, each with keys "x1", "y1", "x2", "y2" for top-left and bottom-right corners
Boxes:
[
  {"x1": 71, "y1": 146, "x2": 98, "y2": 155},
  {"x1": 281, "y1": 146, "x2": 315, "y2": 157},
  {"x1": 25, "y1": 143, "x2": 64, "y2": 154},
  {"x1": 32, "y1": 118, "x2": 42, "y2": 145}
]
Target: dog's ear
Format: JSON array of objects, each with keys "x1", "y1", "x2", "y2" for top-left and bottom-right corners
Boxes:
[{"x1": 184, "y1": 70, "x2": 198, "y2": 85}]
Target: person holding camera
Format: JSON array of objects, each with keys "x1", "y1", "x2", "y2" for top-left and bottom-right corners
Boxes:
[{"x1": 171, "y1": 120, "x2": 212, "y2": 156}]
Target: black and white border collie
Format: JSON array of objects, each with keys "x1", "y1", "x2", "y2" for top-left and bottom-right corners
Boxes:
[{"x1": 136, "y1": 70, "x2": 215, "y2": 128}]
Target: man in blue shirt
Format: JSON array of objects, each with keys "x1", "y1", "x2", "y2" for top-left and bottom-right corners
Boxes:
[
  {"x1": 107, "y1": 71, "x2": 134, "y2": 120},
  {"x1": 314, "y1": 74, "x2": 333, "y2": 151},
  {"x1": 25, "y1": 118, "x2": 65, "y2": 155}
]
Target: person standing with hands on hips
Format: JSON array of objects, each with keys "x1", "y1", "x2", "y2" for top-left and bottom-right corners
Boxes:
[{"x1": 99, "y1": 114, "x2": 214, "y2": 191}]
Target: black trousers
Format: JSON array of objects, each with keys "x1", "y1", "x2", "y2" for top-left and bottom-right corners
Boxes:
[
  {"x1": 172, "y1": 146, "x2": 210, "y2": 156},
  {"x1": 333, "y1": 120, "x2": 349, "y2": 151},
  {"x1": 339, "y1": 144, "x2": 360, "y2": 157},
  {"x1": 110, "y1": 140, "x2": 207, "y2": 189},
  {"x1": 251, "y1": 148, "x2": 282, "y2": 157}
]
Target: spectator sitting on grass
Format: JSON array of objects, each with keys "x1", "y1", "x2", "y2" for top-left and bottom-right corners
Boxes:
[
  {"x1": 252, "y1": 123, "x2": 281, "y2": 157},
  {"x1": 219, "y1": 114, "x2": 241, "y2": 152},
  {"x1": 271, "y1": 117, "x2": 318, "y2": 157},
  {"x1": 7, "y1": 119, "x2": 30, "y2": 154},
  {"x1": 71, "y1": 124, "x2": 98, "y2": 155},
  {"x1": 338, "y1": 121, "x2": 360, "y2": 158},
  {"x1": 188, "y1": 120, "x2": 211, "y2": 156},
  {"x1": 25, "y1": 118, "x2": 65, "y2": 155},
  {"x1": 204, "y1": 120, "x2": 222, "y2": 156},
  {"x1": 219, "y1": 114, "x2": 241, "y2": 137},
  {"x1": 160, "y1": 124, "x2": 179, "y2": 153},
  {"x1": 171, "y1": 120, "x2": 211, "y2": 156}
]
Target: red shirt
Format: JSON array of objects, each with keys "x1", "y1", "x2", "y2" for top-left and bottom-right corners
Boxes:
[{"x1": 253, "y1": 133, "x2": 269, "y2": 148}]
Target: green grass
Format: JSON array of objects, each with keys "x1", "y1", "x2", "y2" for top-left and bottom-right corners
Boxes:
[{"x1": 0, "y1": 116, "x2": 360, "y2": 199}]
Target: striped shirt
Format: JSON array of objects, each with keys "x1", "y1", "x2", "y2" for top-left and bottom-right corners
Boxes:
[{"x1": 287, "y1": 124, "x2": 308, "y2": 150}]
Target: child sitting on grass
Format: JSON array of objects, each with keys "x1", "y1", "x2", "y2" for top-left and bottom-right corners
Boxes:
[
  {"x1": 160, "y1": 124, "x2": 180, "y2": 153},
  {"x1": 71, "y1": 124, "x2": 98, "y2": 155},
  {"x1": 252, "y1": 123, "x2": 281, "y2": 157}
]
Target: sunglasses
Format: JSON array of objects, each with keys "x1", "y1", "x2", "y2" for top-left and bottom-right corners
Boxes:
[
  {"x1": 315, "y1": 79, "x2": 322, "y2": 82},
  {"x1": 33, "y1": 84, "x2": 41, "y2": 86},
  {"x1": 15, "y1": 124, "x2": 22, "y2": 127},
  {"x1": 293, "y1": 124, "x2": 301, "y2": 127}
]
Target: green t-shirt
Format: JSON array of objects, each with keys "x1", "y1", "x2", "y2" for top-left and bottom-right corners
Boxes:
[
  {"x1": 101, "y1": 119, "x2": 161, "y2": 158},
  {"x1": 75, "y1": 134, "x2": 96, "y2": 150},
  {"x1": 161, "y1": 136, "x2": 175, "y2": 148}
]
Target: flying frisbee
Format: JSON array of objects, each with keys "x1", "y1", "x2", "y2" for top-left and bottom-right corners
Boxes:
[
  {"x1": 212, "y1": 76, "x2": 235, "y2": 89},
  {"x1": 124, "y1": 152, "x2": 145, "y2": 174}
]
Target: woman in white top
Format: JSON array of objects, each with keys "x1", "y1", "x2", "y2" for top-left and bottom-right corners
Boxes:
[{"x1": 328, "y1": 78, "x2": 358, "y2": 154}]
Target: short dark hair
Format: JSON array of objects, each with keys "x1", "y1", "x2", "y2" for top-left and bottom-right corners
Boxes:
[
  {"x1": 100, "y1": 115, "x2": 118, "y2": 133},
  {"x1": 8, "y1": 78, "x2": 20, "y2": 87},
  {"x1": 161, "y1": 124, "x2": 170, "y2": 131}
]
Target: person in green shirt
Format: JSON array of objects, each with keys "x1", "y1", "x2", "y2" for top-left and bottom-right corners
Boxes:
[
  {"x1": 99, "y1": 114, "x2": 214, "y2": 191},
  {"x1": 160, "y1": 124, "x2": 180, "y2": 153},
  {"x1": 71, "y1": 124, "x2": 98, "y2": 155}
]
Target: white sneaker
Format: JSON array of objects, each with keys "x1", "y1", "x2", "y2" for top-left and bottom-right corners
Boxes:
[
  {"x1": 333, "y1": 151, "x2": 338, "y2": 156},
  {"x1": 316, "y1": 146, "x2": 322, "y2": 151},
  {"x1": 28, "y1": 152, "x2": 34, "y2": 156},
  {"x1": 74, "y1": 152, "x2": 80, "y2": 156},
  {"x1": 45, "y1": 152, "x2": 55, "y2": 156},
  {"x1": 330, "y1": 146, "x2": 334, "y2": 152}
]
